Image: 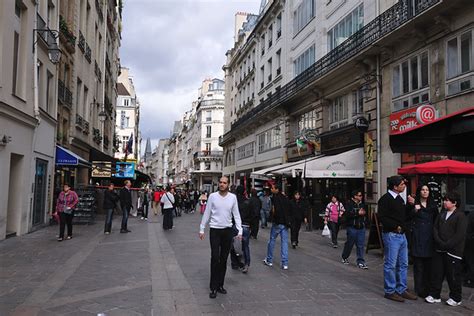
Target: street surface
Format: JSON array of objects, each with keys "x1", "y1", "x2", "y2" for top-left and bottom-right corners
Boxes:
[{"x1": 1, "y1": 211, "x2": 473, "y2": 316}]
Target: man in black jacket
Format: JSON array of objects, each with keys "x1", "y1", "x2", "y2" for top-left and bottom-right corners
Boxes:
[
  {"x1": 378, "y1": 175, "x2": 417, "y2": 302},
  {"x1": 249, "y1": 188, "x2": 262, "y2": 239},
  {"x1": 341, "y1": 190, "x2": 367, "y2": 268},
  {"x1": 120, "y1": 180, "x2": 132, "y2": 233},
  {"x1": 425, "y1": 192, "x2": 468, "y2": 306},
  {"x1": 263, "y1": 184, "x2": 290, "y2": 270},
  {"x1": 103, "y1": 183, "x2": 120, "y2": 234}
]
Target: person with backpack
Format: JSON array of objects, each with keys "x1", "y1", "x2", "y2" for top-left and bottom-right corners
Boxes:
[
  {"x1": 341, "y1": 190, "x2": 368, "y2": 269},
  {"x1": 324, "y1": 194, "x2": 345, "y2": 248}
]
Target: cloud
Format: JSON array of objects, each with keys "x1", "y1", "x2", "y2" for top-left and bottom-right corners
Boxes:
[{"x1": 120, "y1": 0, "x2": 260, "y2": 148}]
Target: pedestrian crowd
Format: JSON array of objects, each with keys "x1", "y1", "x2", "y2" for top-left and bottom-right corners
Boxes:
[{"x1": 52, "y1": 175, "x2": 473, "y2": 307}]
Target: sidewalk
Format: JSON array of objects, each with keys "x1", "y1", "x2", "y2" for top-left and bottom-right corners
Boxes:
[{"x1": 0, "y1": 211, "x2": 472, "y2": 315}]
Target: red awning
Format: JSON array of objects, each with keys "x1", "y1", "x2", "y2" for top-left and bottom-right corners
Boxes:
[{"x1": 398, "y1": 159, "x2": 474, "y2": 175}]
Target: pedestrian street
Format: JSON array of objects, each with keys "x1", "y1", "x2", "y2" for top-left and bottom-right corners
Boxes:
[{"x1": 1, "y1": 212, "x2": 473, "y2": 316}]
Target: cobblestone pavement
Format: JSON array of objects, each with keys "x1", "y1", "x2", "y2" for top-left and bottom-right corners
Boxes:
[{"x1": 1, "y1": 210, "x2": 472, "y2": 316}]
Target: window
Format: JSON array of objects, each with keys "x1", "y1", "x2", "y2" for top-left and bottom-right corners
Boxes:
[
  {"x1": 76, "y1": 78, "x2": 82, "y2": 115},
  {"x1": 237, "y1": 142, "x2": 254, "y2": 160},
  {"x1": 276, "y1": 49, "x2": 282, "y2": 75},
  {"x1": 446, "y1": 29, "x2": 474, "y2": 95},
  {"x1": 268, "y1": 25, "x2": 273, "y2": 48},
  {"x1": 268, "y1": 58, "x2": 273, "y2": 82},
  {"x1": 392, "y1": 51, "x2": 429, "y2": 111},
  {"x1": 298, "y1": 109, "x2": 317, "y2": 133},
  {"x1": 120, "y1": 110, "x2": 126, "y2": 128},
  {"x1": 260, "y1": 65, "x2": 265, "y2": 89},
  {"x1": 327, "y1": 4, "x2": 364, "y2": 50},
  {"x1": 293, "y1": 0, "x2": 314, "y2": 35},
  {"x1": 258, "y1": 127, "x2": 282, "y2": 153},
  {"x1": 46, "y1": 71, "x2": 53, "y2": 113},
  {"x1": 261, "y1": 34, "x2": 265, "y2": 55},
  {"x1": 294, "y1": 45, "x2": 315, "y2": 76},
  {"x1": 205, "y1": 162, "x2": 211, "y2": 170},
  {"x1": 276, "y1": 14, "x2": 282, "y2": 38},
  {"x1": 206, "y1": 110, "x2": 212, "y2": 121},
  {"x1": 329, "y1": 95, "x2": 349, "y2": 130},
  {"x1": 123, "y1": 98, "x2": 129, "y2": 106},
  {"x1": 205, "y1": 143, "x2": 211, "y2": 152},
  {"x1": 206, "y1": 126, "x2": 211, "y2": 138}
]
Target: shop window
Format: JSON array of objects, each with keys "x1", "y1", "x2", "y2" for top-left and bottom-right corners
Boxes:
[{"x1": 446, "y1": 29, "x2": 474, "y2": 95}]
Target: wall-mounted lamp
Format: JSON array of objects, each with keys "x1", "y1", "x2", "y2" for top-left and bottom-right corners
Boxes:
[
  {"x1": 0, "y1": 135, "x2": 12, "y2": 146},
  {"x1": 360, "y1": 73, "x2": 381, "y2": 101},
  {"x1": 33, "y1": 29, "x2": 62, "y2": 64}
]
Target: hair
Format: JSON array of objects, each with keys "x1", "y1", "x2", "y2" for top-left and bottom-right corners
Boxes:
[
  {"x1": 220, "y1": 176, "x2": 229, "y2": 184},
  {"x1": 272, "y1": 184, "x2": 281, "y2": 191},
  {"x1": 444, "y1": 191, "x2": 461, "y2": 208},
  {"x1": 251, "y1": 188, "x2": 257, "y2": 196},
  {"x1": 124, "y1": 180, "x2": 131, "y2": 185},
  {"x1": 388, "y1": 175, "x2": 405, "y2": 191},
  {"x1": 415, "y1": 184, "x2": 432, "y2": 205},
  {"x1": 351, "y1": 190, "x2": 362, "y2": 198},
  {"x1": 165, "y1": 185, "x2": 171, "y2": 192},
  {"x1": 63, "y1": 183, "x2": 70, "y2": 187},
  {"x1": 235, "y1": 185, "x2": 245, "y2": 196},
  {"x1": 330, "y1": 194, "x2": 338, "y2": 200}
]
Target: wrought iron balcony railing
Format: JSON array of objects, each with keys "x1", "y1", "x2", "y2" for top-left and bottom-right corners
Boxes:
[
  {"x1": 220, "y1": 0, "x2": 441, "y2": 145},
  {"x1": 75, "y1": 114, "x2": 84, "y2": 129},
  {"x1": 83, "y1": 121, "x2": 90, "y2": 134},
  {"x1": 95, "y1": 0, "x2": 104, "y2": 21},
  {"x1": 195, "y1": 150, "x2": 223, "y2": 158},
  {"x1": 95, "y1": 60, "x2": 102, "y2": 81},
  {"x1": 85, "y1": 43, "x2": 92, "y2": 63},
  {"x1": 78, "y1": 31, "x2": 85, "y2": 53},
  {"x1": 58, "y1": 80, "x2": 73, "y2": 108}
]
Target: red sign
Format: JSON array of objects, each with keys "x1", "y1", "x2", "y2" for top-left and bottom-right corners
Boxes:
[{"x1": 390, "y1": 104, "x2": 437, "y2": 135}]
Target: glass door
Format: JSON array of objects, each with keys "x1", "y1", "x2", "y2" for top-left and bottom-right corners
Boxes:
[{"x1": 33, "y1": 159, "x2": 48, "y2": 226}]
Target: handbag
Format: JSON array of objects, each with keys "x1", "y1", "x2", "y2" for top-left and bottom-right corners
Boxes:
[{"x1": 322, "y1": 224, "x2": 331, "y2": 237}]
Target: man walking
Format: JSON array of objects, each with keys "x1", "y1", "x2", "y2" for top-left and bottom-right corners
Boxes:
[
  {"x1": 378, "y1": 175, "x2": 417, "y2": 302},
  {"x1": 249, "y1": 188, "x2": 261, "y2": 239},
  {"x1": 341, "y1": 190, "x2": 368, "y2": 268},
  {"x1": 263, "y1": 184, "x2": 290, "y2": 270},
  {"x1": 120, "y1": 180, "x2": 132, "y2": 233},
  {"x1": 199, "y1": 176, "x2": 242, "y2": 299},
  {"x1": 259, "y1": 188, "x2": 271, "y2": 228}
]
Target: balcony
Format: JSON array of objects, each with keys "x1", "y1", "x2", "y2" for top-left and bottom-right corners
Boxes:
[
  {"x1": 276, "y1": 67, "x2": 281, "y2": 76},
  {"x1": 85, "y1": 43, "x2": 92, "y2": 63},
  {"x1": 95, "y1": 0, "x2": 104, "y2": 21},
  {"x1": 93, "y1": 128, "x2": 102, "y2": 144},
  {"x1": 194, "y1": 150, "x2": 223, "y2": 159},
  {"x1": 83, "y1": 121, "x2": 90, "y2": 135},
  {"x1": 220, "y1": 0, "x2": 441, "y2": 146},
  {"x1": 94, "y1": 60, "x2": 102, "y2": 81},
  {"x1": 105, "y1": 54, "x2": 111, "y2": 74},
  {"x1": 78, "y1": 31, "x2": 85, "y2": 53},
  {"x1": 58, "y1": 80, "x2": 73, "y2": 108},
  {"x1": 59, "y1": 15, "x2": 76, "y2": 53},
  {"x1": 268, "y1": 74, "x2": 272, "y2": 82},
  {"x1": 75, "y1": 114, "x2": 84, "y2": 130}
]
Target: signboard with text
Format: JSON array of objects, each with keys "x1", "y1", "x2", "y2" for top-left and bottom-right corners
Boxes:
[
  {"x1": 91, "y1": 161, "x2": 112, "y2": 178},
  {"x1": 390, "y1": 104, "x2": 438, "y2": 135}
]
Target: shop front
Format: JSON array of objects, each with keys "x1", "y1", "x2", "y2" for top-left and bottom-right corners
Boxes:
[{"x1": 390, "y1": 106, "x2": 474, "y2": 212}]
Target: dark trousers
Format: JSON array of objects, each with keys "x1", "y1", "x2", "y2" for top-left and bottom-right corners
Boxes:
[
  {"x1": 59, "y1": 212, "x2": 73, "y2": 238},
  {"x1": 429, "y1": 251, "x2": 463, "y2": 302},
  {"x1": 121, "y1": 205, "x2": 130, "y2": 230},
  {"x1": 209, "y1": 227, "x2": 233, "y2": 291},
  {"x1": 104, "y1": 208, "x2": 114, "y2": 233},
  {"x1": 163, "y1": 208, "x2": 173, "y2": 230},
  {"x1": 328, "y1": 221, "x2": 340, "y2": 245},
  {"x1": 142, "y1": 202, "x2": 149, "y2": 218},
  {"x1": 413, "y1": 256, "x2": 432, "y2": 297},
  {"x1": 291, "y1": 219, "x2": 302, "y2": 244},
  {"x1": 250, "y1": 217, "x2": 259, "y2": 238}
]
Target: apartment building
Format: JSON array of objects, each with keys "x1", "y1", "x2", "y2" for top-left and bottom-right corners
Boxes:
[{"x1": 221, "y1": 0, "x2": 473, "y2": 216}]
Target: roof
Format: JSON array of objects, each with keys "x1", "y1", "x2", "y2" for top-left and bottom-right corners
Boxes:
[{"x1": 117, "y1": 82, "x2": 130, "y2": 96}]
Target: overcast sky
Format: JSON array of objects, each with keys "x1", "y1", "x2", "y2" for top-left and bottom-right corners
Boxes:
[{"x1": 120, "y1": 0, "x2": 260, "y2": 150}]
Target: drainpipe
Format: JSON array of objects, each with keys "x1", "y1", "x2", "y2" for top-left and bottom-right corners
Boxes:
[
  {"x1": 33, "y1": 0, "x2": 40, "y2": 122},
  {"x1": 376, "y1": 56, "x2": 381, "y2": 200}
]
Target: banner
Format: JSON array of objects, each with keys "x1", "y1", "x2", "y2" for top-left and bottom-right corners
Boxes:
[
  {"x1": 389, "y1": 104, "x2": 438, "y2": 135},
  {"x1": 365, "y1": 134, "x2": 374, "y2": 180},
  {"x1": 115, "y1": 162, "x2": 135, "y2": 178}
]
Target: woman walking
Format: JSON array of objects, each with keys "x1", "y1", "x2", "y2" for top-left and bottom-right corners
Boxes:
[
  {"x1": 161, "y1": 186, "x2": 175, "y2": 230},
  {"x1": 289, "y1": 191, "x2": 308, "y2": 249},
  {"x1": 104, "y1": 183, "x2": 120, "y2": 234},
  {"x1": 411, "y1": 184, "x2": 438, "y2": 298},
  {"x1": 55, "y1": 184, "x2": 78, "y2": 241},
  {"x1": 324, "y1": 195, "x2": 345, "y2": 248}
]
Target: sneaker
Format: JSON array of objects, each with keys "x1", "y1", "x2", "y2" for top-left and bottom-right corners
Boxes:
[
  {"x1": 140, "y1": 217, "x2": 145, "y2": 220},
  {"x1": 357, "y1": 263, "x2": 368, "y2": 269},
  {"x1": 104, "y1": 232, "x2": 110, "y2": 235},
  {"x1": 333, "y1": 244, "x2": 338, "y2": 248},
  {"x1": 263, "y1": 259, "x2": 273, "y2": 267},
  {"x1": 446, "y1": 298, "x2": 461, "y2": 306},
  {"x1": 282, "y1": 265, "x2": 288, "y2": 270},
  {"x1": 425, "y1": 296, "x2": 441, "y2": 303},
  {"x1": 57, "y1": 238, "x2": 63, "y2": 242},
  {"x1": 66, "y1": 236, "x2": 72, "y2": 240},
  {"x1": 241, "y1": 265, "x2": 249, "y2": 273},
  {"x1": 341, "y1": 258, "x2": 349, "y2": 265}
]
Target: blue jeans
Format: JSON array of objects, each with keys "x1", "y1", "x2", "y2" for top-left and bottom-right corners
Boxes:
[
  {"x1": 342, "y1": 227, "x2": 366, "y2": 264},
  {"x1": 121, "y1": 205, "x2": 130, "y2": 230},
  {"x1": 266, "y1": 224, "x2": 289, "y2": 266},
  {"x1": 260, "y1": 209, "x2": 270, "y2": 227},
  {"x1": 242, "y1": 226, "x2": 251, "y2": 266},
  {"x1": 382, "y1": 232, "x2": 408, "y2": 294},
  {"x1": 104, "y1": 208, "x2": 114, "y2": 233}
]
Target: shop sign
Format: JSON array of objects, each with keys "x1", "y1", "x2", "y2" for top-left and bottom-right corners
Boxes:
[
  {"x1": 320, "y1": 126, "x2": 363, "y2": 154},
  {"x1": 287, "y1": 143, "x2": 311, "y2": 160},
  {"x1": 92, "y1": 161, "x2": 112, "y2": 178},
  {"x1": 365, "y1": 134, "x2": 374, "y2": 180},
  {"x1": 390, "y1": 104, "x2": 438, "y2": 135},
  {"x1": 114, "y1": 162, "x2": 135, "y2": 178},
  {"x1": 354, "y1": 116, "x2": 369, "y2": 133}
]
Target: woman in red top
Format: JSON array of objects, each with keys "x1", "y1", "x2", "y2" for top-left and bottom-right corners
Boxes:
[{"x1": 55, "y1": 183, "x2": 78, "y2": 241}]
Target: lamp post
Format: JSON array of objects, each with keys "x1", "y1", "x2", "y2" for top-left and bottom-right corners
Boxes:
[{"x1": 33, "y1": 29, "x2": 62, "y2": 64}]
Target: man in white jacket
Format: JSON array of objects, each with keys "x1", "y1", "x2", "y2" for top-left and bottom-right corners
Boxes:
[{"x1": 199, "y1": 176, "x2": 242, "y2": 299}]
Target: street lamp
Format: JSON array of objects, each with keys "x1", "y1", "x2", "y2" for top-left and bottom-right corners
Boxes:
[{"x1": 33, "y1": 29, "x2": 62, "y2": 64}]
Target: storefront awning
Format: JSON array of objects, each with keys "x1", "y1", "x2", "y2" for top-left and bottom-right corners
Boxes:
[
  {"x1": 55, "y1": 145, "x2": 91, "y2": 167},
  {"x1": 273, "y1": 148, "x2": 364, "y2": 178},
  {"x1": 250, "y1": 160, "x2": 313, "y2": 180},
  {"x1": 398, "y1": 159, "x2": 474, "y2": 175},
  {"x1": 390, "y1": 106, "x2": 474, "y2": 155}
]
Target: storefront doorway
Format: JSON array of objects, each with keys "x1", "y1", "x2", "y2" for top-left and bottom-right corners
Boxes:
[{"x1": 32, "y1": 159, "x2": 48, "y2": 226}]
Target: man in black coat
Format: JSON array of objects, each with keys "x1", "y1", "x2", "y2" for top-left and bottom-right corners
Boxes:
[
  {"x1": 119, "y1": 180, "x2": 132, "y2": 233},
  {"x1": 378, "y1": 175, "x2": 417, "y2": 302},
  {"x1": 103, "y1": 183, "x2": 120, "y2": 234},
  {"x1": 249, "y1": 189, "x2": 262, "y2": 239}
]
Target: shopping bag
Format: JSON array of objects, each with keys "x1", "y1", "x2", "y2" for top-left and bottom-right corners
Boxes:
[
  {"x1": 233, "y1": 237, "x2": 242, "y2": 256},
  {"x1": 322, "y1": 224, "x2": 331, "y2": 237}
]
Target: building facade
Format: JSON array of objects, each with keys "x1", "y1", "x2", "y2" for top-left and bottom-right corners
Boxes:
[
  {"x1": 221, "y1": 0, "x2": 474, "y2": 219},
  {"x1": 115, "y1": 67, "x2": 140, "y2": 162}
]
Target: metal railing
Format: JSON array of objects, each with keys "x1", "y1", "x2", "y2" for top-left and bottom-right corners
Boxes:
[
  {"x1": 195, "y1": 150, "x2": 223, "y2": 158},
  {"x1": 85, "y1": 43, "x2": 92, "y2": 63},
  {"x1": 58, "y1": 80, "x2": 73, "y2": 108},
  {"x1": 78, "y1": 31, "x2": 85, "y2": 53},
  {"x1": 75, "y1": 114, "x2": 84, "y2": 129},
  {"x1": 95, "y1": 60, "x2": 102, "y2": 81},
  {"x1": 83, "y1": 121, "x2": 90, "y2": 134},
  {"x1": 220, "y1": 0, "x2": 440, "y2": 145}
]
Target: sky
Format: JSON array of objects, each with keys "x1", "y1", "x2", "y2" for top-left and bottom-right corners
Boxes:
[{"x1": 120, "y1": 0, "x2": 261, "y2": 150}]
